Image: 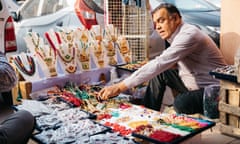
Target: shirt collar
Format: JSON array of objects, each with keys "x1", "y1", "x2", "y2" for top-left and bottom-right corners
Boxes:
[{"x1": 167, "y1": 22, "x2": 184, "y2": 44}]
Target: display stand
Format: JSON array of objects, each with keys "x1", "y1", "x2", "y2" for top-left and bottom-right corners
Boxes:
[
  {"x1": 12, "y1": 67, "x2": 110, "y2": 105},
  {"x1": 210, "y1": 67, "x2": 240, "y2": 138},
  {"x1": 219, "y1": 80, "x2": 240, "y2": 138}
]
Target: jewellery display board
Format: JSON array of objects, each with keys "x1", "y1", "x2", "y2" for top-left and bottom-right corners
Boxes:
[
  {"x1": 18, "y1": 25, "x2": 131, "y2": 82},
  {"x1": 97, "y1": 104, "x2": 215, "y2": 144}
]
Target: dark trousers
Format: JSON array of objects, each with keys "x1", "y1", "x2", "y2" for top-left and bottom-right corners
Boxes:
[
  {"x1": 0, "y1": 110, "x2": 35, "y2": 144},
  {"x1": 143, "y1": 69, "x2": 204, "y2": 114}
]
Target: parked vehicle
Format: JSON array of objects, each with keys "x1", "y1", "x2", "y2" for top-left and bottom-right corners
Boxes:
[
  {"x1": 12, "y1": 0, "x2": 104, "y2": 53},
  {"x1": 0, "y1": 0, "x2": 17, "y2": 54},
  {"x1": 4, "y1": 0, "x2": 20, "y2": 12},
  {"x1": 150, "y1": 0, "x2": 220, "y2": 46},
  {"x1": 205, "y1": 0, "x2": 221, "y2": 8}
]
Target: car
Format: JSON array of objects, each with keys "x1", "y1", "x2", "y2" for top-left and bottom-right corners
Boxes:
[
  {"x1": 0, "y1": 0, "x2": 17, "y2": 54},
  {"x1": 11, "y1": 0, "x2": 104, "y2": 53},
  {"x1": 150, "y1": 0, "x2": 220, "y2": 47},
  {"x1": 5, "y1": 0, "x2": 20, "y2": 12},
  {"x1": 205, "y1": 0, "x2": 221, "y2": 8}
]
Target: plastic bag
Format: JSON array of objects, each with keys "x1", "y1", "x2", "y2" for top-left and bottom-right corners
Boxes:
[{"x1": 203, "y1": 84, "x2": 220, "y2": 119}]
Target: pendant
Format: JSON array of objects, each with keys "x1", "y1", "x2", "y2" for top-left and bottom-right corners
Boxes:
[
  {"x1": 66, "y1": 65, "x2": 77, "y2": 73},
  {"x1": 97, "y1": 60, "x2": 104, "y2": 68},
  {"x1": 49, "y1": 66, "x2": 57, "y2": 77},
  {"x1": 124, "y1": 55, "x2": 131, "y2": 63},
  {"x1": 108, "y1": 57, "x2": 117, "y2": 65},
  {"x1": 81, "y1": 34, "x2": 88, "y2": 43},
  {"x1": 81, "y1": 62, "x2": 90, "y2": 70}
]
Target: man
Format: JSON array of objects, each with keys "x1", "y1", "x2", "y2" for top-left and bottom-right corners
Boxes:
[
  {"x1": 97, "y1": 3, "x2": 226, "y2": 114},
  {"x1": 0, "y1": 52, "x2": 35, "y2": 144}
]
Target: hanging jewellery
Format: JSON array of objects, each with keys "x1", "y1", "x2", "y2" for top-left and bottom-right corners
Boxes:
[
  {"x1": 13, "y1": 54, "x2": 36, "y2": 76},
  {"x1": 59, "y1": 30, "x2": 74, "y2": 48},
  {"x1": 118, "y1": 37, "x2": 131, "y2": 63},
  {"x1": 92, "y1": 42, "x2": 104, "y2": 68},
  {"x1": 80, "y1": 31, "x2": 89, "y2": 43},
  {"x1": 55, "y1": 32, "x2": 77, "y2": 73},
  {"x1": 30, "y1": 33, "x2": 57, "y2": 77},
  {"x1": 77, "y1": 41, "x2": 90, "y2": 70}
]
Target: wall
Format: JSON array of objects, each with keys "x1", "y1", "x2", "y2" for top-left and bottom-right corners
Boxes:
[{"x1": 221, "y1": 0, "x2": 240, "y2": 64}]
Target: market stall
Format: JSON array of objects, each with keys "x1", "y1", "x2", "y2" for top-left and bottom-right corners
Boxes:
[{"x1": 10, "y1": 4, "x2": 216, "y2": 142}]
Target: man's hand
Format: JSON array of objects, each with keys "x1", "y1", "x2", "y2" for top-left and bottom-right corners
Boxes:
[{"x1": 97, "y1": 82, "x2": 128, "y2": 101}]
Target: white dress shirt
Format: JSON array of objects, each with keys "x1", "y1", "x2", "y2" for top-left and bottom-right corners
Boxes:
[{"x1": 123, "y1": 22, "x2": 227, "y2": 91}]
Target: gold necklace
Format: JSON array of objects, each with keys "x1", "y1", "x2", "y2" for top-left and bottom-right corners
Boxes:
[
  {"x1": 77, "y1": 41, "x2": 90, "y2": 70},
  {"x1": 59, "y1": 30, "x2": 74, "y2": 48},
  {"x1": 30, "y1": 33, "x2": 57, "y2": 77},
  {"x1": 118, "y1": 38, "x2": 131, "y2": 63},
  {"x1": 56, "y1": 32, "x2": 77, "y2": 73},
  {"x1": 92, "y1": 42, "x2": 104, "y2": 68}
]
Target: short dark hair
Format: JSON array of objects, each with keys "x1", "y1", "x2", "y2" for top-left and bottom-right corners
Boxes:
[{"x1": 152, "y1": 3, "x2": 182, "y2": 18}]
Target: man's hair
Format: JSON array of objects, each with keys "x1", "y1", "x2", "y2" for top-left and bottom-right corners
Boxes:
[{"x1": 152, "y1": 3, "x2": 182, "y2": 18}]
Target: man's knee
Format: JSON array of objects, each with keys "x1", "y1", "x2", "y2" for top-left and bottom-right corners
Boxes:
[{"x1": 16, "y1": 110, "x2": 34, "y2": 127}]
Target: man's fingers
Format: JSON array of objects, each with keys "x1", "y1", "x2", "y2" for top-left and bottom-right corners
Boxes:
[{"x1": 97, "y1": 88, "x2": 108, "y2": 101}]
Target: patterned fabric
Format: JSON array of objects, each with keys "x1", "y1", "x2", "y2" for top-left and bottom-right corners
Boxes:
[{"x1": 0, "y1": 52, "x2": 17, "y2": 92}]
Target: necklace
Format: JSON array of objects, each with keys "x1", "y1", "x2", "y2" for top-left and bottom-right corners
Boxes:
[
  {"x1": 59, "y1": 30, "x2": 74, "y2": 48},
  {"x1": 13, "y1": 54, "x2": 36, "y2": 76},
  {"x1": 92, "y1": 42, "x2": 105, "y2": 68},
  {"x1": 80, "y1": 32, "x2": 89, "y2": 43},
  {"x1": 29, "y1": 33, "x2": 40, "y2": 52},
  {"x1": 76, "y1": 41, "x2": 90, "y2": 70},
  {"x1": 30, "y1": 33, "x2": 57, "y2": 77},
  {"x1": 58, "y1": 44, "x2": 77, "y2": 73},
  {"x1": 55, "y1": 32, "x2": 77, "y2": 73},
  {"x1": 118, "y1": 38, "x2": 131, "y2": 63}
]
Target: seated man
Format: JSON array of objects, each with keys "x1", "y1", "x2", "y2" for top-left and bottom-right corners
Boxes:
[
  {"x1": 97, "y1": 3, "x2": 226, "y2": 114},
  {"x1": 0, "y1": 52, "x2": 35, "y2": 144}
]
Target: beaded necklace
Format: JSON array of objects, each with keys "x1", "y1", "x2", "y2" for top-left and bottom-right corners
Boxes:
[
  {"x1": 55, "y1": 32, "x2": 77, "y2": 73},
  {"x1": 13, "y1": 54, "x2": 36, "y2": 76}
]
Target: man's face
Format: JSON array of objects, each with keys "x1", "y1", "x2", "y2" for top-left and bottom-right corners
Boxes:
[{"x1": 153, "y1": 8, "x2": 179, "y2": 40}]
